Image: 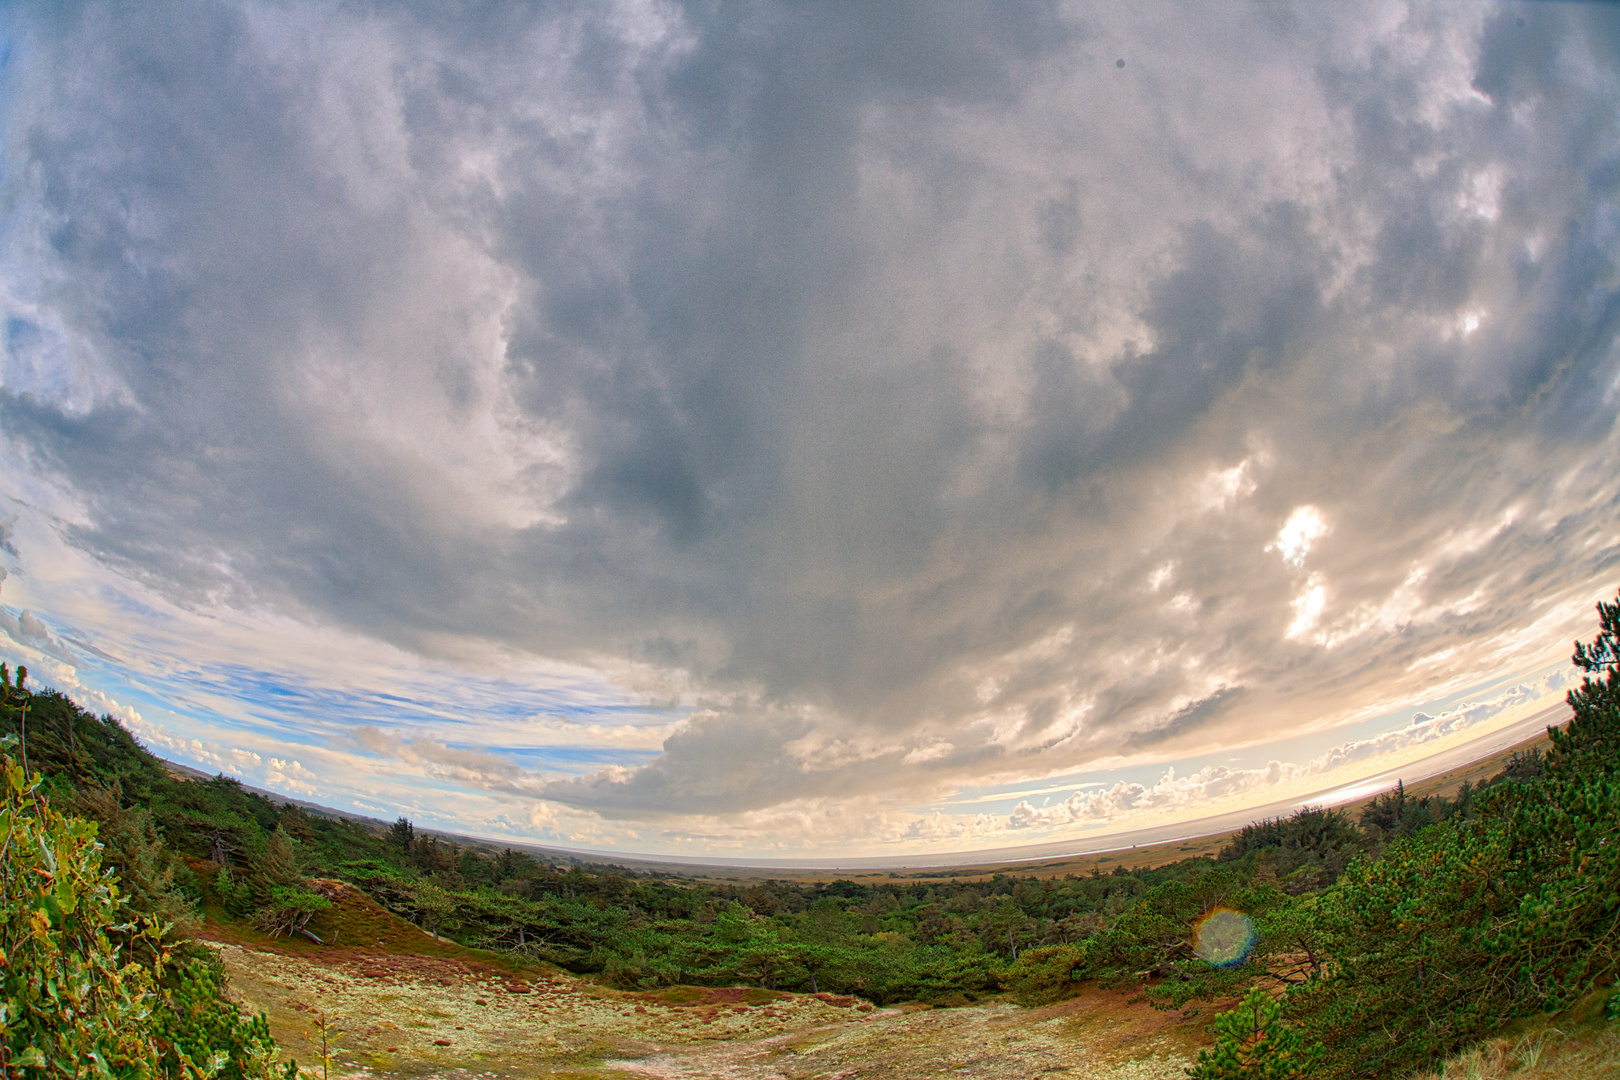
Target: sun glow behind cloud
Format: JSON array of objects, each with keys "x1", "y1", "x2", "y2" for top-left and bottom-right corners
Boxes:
[{"x1": 0, "y1": 1, "x2": 1616, "y2": 859}]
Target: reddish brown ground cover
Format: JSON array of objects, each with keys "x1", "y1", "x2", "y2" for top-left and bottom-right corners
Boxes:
[{"x1": 201, "y1": 876, "x2": 1207, "y2": 1079}]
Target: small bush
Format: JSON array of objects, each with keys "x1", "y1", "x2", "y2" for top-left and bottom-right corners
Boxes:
[
  {"x1": 156, "y1": 957, "x2": 290, "y2": 1080},
  {"x1": 1187, "y1": 987, "x2": 1324, "y2": 1080}
]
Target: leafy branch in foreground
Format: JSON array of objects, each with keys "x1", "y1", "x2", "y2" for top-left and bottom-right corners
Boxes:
[
  {"x1": 0, "y1": 739, "x2": 293, "y2": 1079},
  {"x1": 0, "y1": 746, "x2": 172, "y2": 1077}
]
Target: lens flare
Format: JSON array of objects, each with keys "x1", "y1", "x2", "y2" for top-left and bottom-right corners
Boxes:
[{"x1": 1192, "y1": 907, "x2": 1257, "y2": 968}]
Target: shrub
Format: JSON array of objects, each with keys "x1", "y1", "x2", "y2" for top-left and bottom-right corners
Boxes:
[
  {"x1": 0, "y1": 748, "x2": 290, "y2": 1079},
  {"x1": 0, "y1": 749, "x2": 173, "y2": 1076},
  {"x1": 1187, "y1": 986, "x2": 1324, "y2": 1080},
  {"x1": 253, "y1": 886, "x2": 332, "y2": 942},
  {"x1": 1004, "y1": 944, "x2": 1084, "y2": 1005},
  {"x1": 215, "y1": 865, "x2": 257, "y2": 918},
  {"x1": 155, "y1": 957, "x2": 289, "y2": 1080}
]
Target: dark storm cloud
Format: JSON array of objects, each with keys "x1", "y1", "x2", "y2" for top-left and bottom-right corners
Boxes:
[{"x1": 1, "y1": 1, "x2": 1618, "y2": 823}]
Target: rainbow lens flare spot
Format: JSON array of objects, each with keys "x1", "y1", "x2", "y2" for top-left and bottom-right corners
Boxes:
[{"x1": 1192, "y1": 907, "x2": 1257, "y2": 968}]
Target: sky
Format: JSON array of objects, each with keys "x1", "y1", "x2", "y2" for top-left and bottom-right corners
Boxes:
[{"x1": 0, "y1": 0, "x2": 1617, "y2": 862}]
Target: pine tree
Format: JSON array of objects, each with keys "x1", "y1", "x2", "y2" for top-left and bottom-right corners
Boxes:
[{"x1": 1187, "y1": 987, "x2": 1324, "y2": 1079}]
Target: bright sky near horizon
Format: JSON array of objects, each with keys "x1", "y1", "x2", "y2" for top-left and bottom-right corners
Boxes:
[{"x1": 0, "y1": 1, "x2": 1617, "y2": 860}]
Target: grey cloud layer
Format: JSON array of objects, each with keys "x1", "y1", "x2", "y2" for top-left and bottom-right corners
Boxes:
[{"x1": 2, "y1": 1, "x2": 1618, "y2": 824}]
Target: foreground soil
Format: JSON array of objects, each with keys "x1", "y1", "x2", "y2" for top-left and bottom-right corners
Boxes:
[
  {"x1": 216, "y1": 939, "x2": 1202, "y2": 1080},
  {"x1": 206, "y1": 885, "x2": 1206, "y2": 1080}
]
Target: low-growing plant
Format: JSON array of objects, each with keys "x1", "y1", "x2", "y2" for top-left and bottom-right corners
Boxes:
[
  {"x1": 254, "y1": 885, "x2": 332, "y2": 942},
  {"x1": 298, "y1": 1010, "x2": 342, "y2": 1080},
  {"x1": 1186, "y1": 986, "x2": 1324, "y2": 1080},
  {"x1": 155, "y1": 956, "x2": 291, "y2": 1080}
]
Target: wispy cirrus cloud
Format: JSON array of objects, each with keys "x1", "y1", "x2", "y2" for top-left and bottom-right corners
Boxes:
[{"x1": 1007, "y1": 671, "x2": 1573, "y2": 832}]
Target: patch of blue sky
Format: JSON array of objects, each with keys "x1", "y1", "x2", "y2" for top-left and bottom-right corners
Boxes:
[
  {"x1": 941, "y1": 778, "x2": 1107, "y2": 810},
  {"x1": 26, "y1": 613, "x2": 681, "y2": 797},
  {"x1": 39, "y1": 592, "x2": 655, "y2": 730},
  {"x1": 392, "y1": 678, "x2": 644, "y2": 721},
  {"x1": 59, "y1": 586, "x2": 179, "y2": 628},
  {"x1": 143, "y1": 657, "x2": 662, "y2": 730},
  {"x1": 48, "y1": 652, "x2": 334, "y2": 751},
  {"x1": 137, "y1": 684, "x2": 329, "y2": 738},
  {"x1": 500, "y1": 745, "x2": 654, "y2": 769},
  {"x1": 90, "y1": 666, "x2": 329, "y2": 751},
  {"x1": 943, "y1": 754, "x2": 1221, "y2": 815},
  {"x1": 1215, "y1": 658, "x2": 1572, "y2": 773}
]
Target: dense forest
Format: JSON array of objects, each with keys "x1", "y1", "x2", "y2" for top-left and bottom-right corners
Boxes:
[{"x1": 3, "y1": 592, "x2": 1618, "y2": 1078}]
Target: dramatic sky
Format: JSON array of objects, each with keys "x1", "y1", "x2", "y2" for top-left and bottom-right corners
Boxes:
[{"x1": 0, "y1": 1, "x2": 1617, "y2": 861}]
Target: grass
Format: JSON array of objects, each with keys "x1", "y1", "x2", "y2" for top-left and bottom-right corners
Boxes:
[{"x1": 1411, "y1": 989, "x2": 1620, "y2": 1080}]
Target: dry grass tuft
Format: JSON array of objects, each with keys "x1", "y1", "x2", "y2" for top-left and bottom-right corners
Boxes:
[{"x1": 1410, "y1": 998, "x2": 1620, "y2": 1080}]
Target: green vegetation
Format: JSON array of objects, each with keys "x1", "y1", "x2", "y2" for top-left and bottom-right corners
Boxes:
[
  {"x1": 1187, "y1": 986, "x2": 1322, "y2": 1080},
  {"x1": 0, "y1": 725, "x2": 287, "y2": 1078},
  {"x1": 2, "y1": 591, "x2": 1618, "y2": 1078},
  {"x1": 1284, "y1": 595, "x2": 1620, "y2": 1078}
]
